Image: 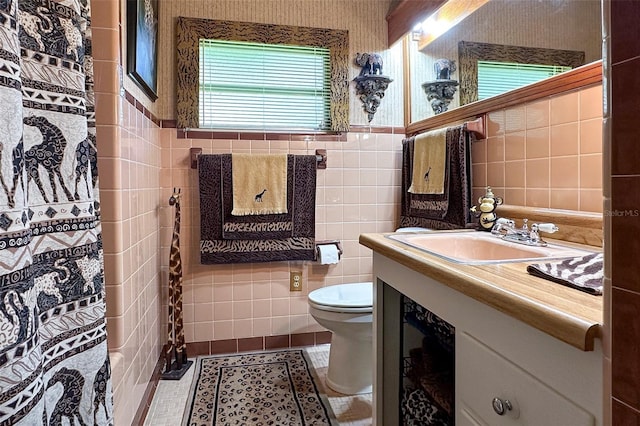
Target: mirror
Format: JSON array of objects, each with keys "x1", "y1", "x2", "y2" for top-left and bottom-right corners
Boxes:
[{"x1": 407, "y1": 0, "x2": 602, "y2": 124}]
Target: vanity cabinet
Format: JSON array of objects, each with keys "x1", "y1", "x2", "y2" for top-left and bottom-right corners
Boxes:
[
  {"x1": 371, "y1": 252, "x2": 602, "y2": 426},
  {"x1": 457, "y1": 332, "x2": 594, "y2": 426}
]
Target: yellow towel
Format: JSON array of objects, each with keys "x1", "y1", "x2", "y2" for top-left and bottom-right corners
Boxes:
[
  {"x1": 231, "y1": 153, "x2": 288, "y2": 216},
  {"x1": 408, "y1": 128, "x2": 447, "y2": 194}
]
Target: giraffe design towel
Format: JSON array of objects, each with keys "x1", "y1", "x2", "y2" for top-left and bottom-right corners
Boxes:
[
  {"x1": 231, "y1": 153, "x2": 288, "y2": 215},
  {"x1": 198, "y1": 154, "x2": 317, "y2": 264},
  {"x1": 408, "y1": 128, "x2": 448, "y2": 194},
  {"x1": 400, "y1": 125, "x2": 473, "y2": 229}
]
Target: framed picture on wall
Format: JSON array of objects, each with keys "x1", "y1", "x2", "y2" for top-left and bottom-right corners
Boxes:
[{"x1": 127, "y1": 0, "x2": 159, "y2": 101}]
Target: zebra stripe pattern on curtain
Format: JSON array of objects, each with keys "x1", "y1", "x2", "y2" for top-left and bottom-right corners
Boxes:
[{"x1": 0, "y1": 0, "x2": 113, "y2": 424}]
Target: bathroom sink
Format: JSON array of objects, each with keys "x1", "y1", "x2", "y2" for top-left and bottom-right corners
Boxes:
[{"x1": 387, "y1": 231, "x2": 596, "y2": 265}]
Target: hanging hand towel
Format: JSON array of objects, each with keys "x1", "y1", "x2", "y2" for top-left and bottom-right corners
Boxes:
[
  {"x1": 400, "y1": 126, "x2": 473, "y2": 230},
  {"x1": 408, "y1": 128, "x2": 448, "y2": 194},
  {"x1": 231, "y1": 153, "x2": 288, "y2": 216}
]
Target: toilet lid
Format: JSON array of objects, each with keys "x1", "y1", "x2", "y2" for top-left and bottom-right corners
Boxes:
[{"x1": 308, "y1": 282, "x2": 372, "y2": 308}]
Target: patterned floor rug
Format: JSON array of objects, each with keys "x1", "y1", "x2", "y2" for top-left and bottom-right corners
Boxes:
[{"x1": 182, "y1": 349, "x2": 339, "y2": 425}]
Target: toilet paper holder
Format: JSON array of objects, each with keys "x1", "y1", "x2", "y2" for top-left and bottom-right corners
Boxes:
[{"x1": 315, "y1": 240, "x2": 343, "y2": 261}]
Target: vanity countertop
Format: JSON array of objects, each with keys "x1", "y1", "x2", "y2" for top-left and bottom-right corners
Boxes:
[{"x1": 359, "y1": 232, "x2": 603, "y2": 351}]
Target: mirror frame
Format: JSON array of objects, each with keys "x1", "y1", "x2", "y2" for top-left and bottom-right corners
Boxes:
[
  {"x1": 406, "y1": 60, "x2": 602, "y2": 136},
  {"x1": 458, "y1": 41, "x2": 586, "y2": 106}
]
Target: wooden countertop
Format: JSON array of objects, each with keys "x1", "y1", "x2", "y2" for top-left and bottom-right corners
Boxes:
[{"x1": 359, "y1": 232, "x2": 603, "y2": 351}]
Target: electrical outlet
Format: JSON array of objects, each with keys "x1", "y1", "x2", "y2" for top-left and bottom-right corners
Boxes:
[{"x1": 290, "y1": 271, "x2": 302, "y2": 291}]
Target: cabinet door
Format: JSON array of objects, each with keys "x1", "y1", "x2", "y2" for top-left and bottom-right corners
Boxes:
[
  {"x1": 458, "y1": 408, "x2": 488, "y2": 426},
  {"x1": 456, "y1": 332, "x2": 594, "y2": 426}
]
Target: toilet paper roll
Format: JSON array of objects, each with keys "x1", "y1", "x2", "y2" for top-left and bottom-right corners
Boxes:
[{"x1": 317, "y1": 244, "x2": 339, "y2": 264}]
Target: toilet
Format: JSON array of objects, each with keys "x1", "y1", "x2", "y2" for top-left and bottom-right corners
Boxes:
[{"x1": 308, "y1": 282, "x2": 373, "y2": 395}]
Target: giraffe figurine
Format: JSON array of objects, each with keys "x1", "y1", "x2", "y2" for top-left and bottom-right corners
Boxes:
[{"x1": 165, "y1": 187, "x2": 188, "y2": 374}]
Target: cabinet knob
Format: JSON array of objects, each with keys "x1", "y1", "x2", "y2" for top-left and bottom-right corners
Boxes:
[{"x1": 492, "y1": 397, "x2": 513, "y2": 415}]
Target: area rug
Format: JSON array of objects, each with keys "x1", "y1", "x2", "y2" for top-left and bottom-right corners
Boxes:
[{"x1": 182, "y1": 349, "x2": 338, "y2": 426}]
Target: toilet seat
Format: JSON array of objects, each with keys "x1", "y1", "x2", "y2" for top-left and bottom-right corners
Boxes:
[{"x1": 308, "y1": 282, "x2": 372, "y2": 313}]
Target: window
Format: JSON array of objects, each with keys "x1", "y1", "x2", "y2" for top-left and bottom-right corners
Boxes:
[
  {"x1": 477, "y1": 61, "x2": 572, "y2": 100},
  {"x1": 199, "y1": 40, "x2": 331, "y2": 131},
  {"x1": 176, "y1": 18, "x2": 349, "y2": 132}
]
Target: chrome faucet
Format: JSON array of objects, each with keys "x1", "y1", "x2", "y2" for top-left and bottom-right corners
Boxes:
[{"x1": 491, "y1": 218, "x2": 559, "y2": 247}]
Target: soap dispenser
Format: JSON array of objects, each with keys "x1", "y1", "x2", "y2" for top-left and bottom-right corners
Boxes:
[{"x1": 470, "y1": 186, "x2": 503, "y2": 231}]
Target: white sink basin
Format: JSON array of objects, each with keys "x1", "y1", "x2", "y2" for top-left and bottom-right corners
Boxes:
[{"x1": 387, "y1": 231, "x2": 596, "y2": 264}]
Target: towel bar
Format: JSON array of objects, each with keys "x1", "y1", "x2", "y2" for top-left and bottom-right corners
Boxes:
[
  {"x1": 189, "y1": 147, "x2": 327, "y2": 169},
  {"x1": 463, "y1": 116, "x2": 485, "y2": 139},
  {"x1": 409, "y1": 115, "x2": 485, "y2": 142}
]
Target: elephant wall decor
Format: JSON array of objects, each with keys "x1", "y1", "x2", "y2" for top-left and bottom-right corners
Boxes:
[{"x1": 355, "y1": 52, "x2": 384, "y2": 76}]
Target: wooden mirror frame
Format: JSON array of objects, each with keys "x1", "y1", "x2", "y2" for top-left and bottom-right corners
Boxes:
[
  {"x1": 175, "y1": 17, "x2": 350, "y2": 132},
  {"x1": 458, "y1": 41, "x2": 586, "y2": 106},
  {"x1": 406, "y1": 60, "x2": 602, "y2": 136}
]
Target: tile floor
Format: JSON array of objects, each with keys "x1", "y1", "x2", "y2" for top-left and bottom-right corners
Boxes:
[{"x1": 144, "y1": 344, "x2": 373, "y2": 425}]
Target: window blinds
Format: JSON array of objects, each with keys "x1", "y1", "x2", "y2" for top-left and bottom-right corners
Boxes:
[
  {"x1": 477, "y1": 61, "x2": 572, "y2": 100},
  {"x1": 199, "y1": 39, "x2": 331, "y2": 131}
]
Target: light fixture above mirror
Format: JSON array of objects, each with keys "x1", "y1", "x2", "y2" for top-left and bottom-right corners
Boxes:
[{"x1": 412, "y1": 0, "x2": 490, "y2": 49}]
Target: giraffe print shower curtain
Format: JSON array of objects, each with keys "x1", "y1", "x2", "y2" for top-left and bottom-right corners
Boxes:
[{"x1": 0, "y1": 0, "x2": 113, "y2": 424}]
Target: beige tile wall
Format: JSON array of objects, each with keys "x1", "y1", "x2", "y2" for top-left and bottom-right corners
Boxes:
[
  {"x1": 160, "y1": 132, "x2": 404, "y2": 344},
  {"x1": 471, "y1": 84, "x2": 603, "y2": 212},
  {"x1": 102, "y1": 100, "x2": 163, "y2": 426},
  {"x1": 93, "y1": 1, "x2": 163, "y2": 425}
]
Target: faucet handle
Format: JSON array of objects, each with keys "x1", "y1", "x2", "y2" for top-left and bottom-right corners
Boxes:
[
  {"x1": 532, "y1": 223, "x2": 558, "y2": 233},
  {"x1": 529, "y1": 223, "x2": 559, "y2": 246},
  {"x1": 495, "y1": 217, "x2": 515, "y2": 227},
  {"x1": 491, "y1": 217, "x2": 514, "y2": 235}
]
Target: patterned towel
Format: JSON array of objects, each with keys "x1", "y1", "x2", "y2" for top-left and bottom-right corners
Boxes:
[
  {"x1": 409, "y1": 128, "x2": 448, "y2": 195},
  {"x1": 222, "y1": 155, "x2": 294, "y2": 240},
  {"x1": 198, "y1": 154, "x2": 316, "y2": 264},
  {"x1": 400, "y1": 125, "x2": 474, "y2": 229},
  {"x1": 527, "y1": 253, "x2": 604, "y2": 295},
  {"x1": 231, "y1": 153, "x2": 288, "y2": 215},
  {"x1": 401, "y1": 387, "x2": 452, "y2": 426}
]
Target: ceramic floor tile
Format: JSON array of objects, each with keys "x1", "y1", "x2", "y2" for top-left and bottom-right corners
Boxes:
[
  {"x1": 306, "y1": 344, "x2": 374, "y2": 426},
  {"x1": 144, "y1": 344, "x2": 373, "y2": 425},
  {"x1": 143, "y1": 365, "x2": 195, "y2": 426}
]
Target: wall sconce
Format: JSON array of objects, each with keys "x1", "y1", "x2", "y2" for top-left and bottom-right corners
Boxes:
[
  {"x1": 353, "y1": 53, "x2": 393, "y2": 122},
  {"x1": 423, "y1": 58, "x2": 458, "y2": 115}
]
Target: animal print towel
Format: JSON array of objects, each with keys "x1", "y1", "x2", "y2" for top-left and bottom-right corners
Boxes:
[
  {"x1": 527, "y1": 253, "x2": 604, "y2": 295},
  {"x1": 231, "y1": 153, "x2": 288, "y2": 215},
  {"x1": 198, "y1": 154, "x2": 317, "y2": 264},
  {"x1": 400, "y1": 126, "x2": 474, "y2": 229}
]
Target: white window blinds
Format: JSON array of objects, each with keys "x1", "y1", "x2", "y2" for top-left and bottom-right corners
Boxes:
[
  {"x1": 199, "y1": 39, "x2": 331, "y2": 131},
  {"x1": 477, "y1": 61, "x2": 572, "y2": 100}
]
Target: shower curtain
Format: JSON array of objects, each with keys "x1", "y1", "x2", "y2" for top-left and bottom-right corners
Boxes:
[{"x1": 0, "y1": 0, "x2": 113, "y2": 424}]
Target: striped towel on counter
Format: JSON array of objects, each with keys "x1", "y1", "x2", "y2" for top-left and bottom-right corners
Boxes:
[{"x1": 526, "y1": 253, "x2": 604, "y2": 295}]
